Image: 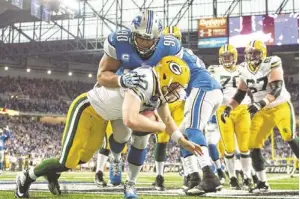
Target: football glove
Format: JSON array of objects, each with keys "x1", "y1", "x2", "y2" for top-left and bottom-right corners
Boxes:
[
  {"x1": 247, "y1": 100, "x2": 267, "y2": 117},
  {"x1": 119, "y1": 71, "x2": 145, "y2": 89},
  {"x1": 221, "y1": 106, "x2": 232, "y2": 123}
]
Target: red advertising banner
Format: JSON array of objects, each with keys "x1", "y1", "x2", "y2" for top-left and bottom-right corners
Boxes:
[{"x1": 198, "y1": 17, "x2": 228, "y2": 38}]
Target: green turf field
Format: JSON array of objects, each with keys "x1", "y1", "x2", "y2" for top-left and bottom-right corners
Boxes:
[{"x1": 0, "y1": 171, "x2": 299, "y2": 199}]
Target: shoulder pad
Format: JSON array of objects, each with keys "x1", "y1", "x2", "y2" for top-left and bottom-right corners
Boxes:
[
  {"x1": 269, "y1": 56, "x2": 282, "y2": 69},
  {"x1": 104, "y1": 32, "x2": 118, "y2": 60}
]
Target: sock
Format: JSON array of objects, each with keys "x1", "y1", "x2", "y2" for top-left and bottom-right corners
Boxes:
[
  {"x1": 240, "y1": 152, "x2": 251, "y2": 179},
  {"x1": 208, "y1": 144, "x2": 220, "y2": 161},
  {"x1": 109, "y1": 135, "x2": 126, "y2": 160},
  {"x1": 127, "y1": 146, "x2": 147, "y2": 184},
  {"x1": 288, "y1": 138, "x2": 299, "y2": 158},
  {"x1": 184, "y1": 155, "x2": 199, "y2": 175},
  {"x1": 155, "y1": 161, "x2": 164, "y2": 176},
  {"x1": 0, "y1": 162, "x2": 2, "y2": 170},
  {"x1": 197, "y1": 146, "x2": 212, "y2": 168},
  {"x1": 224, "y1": 152, "x2": 236, "y2": 178},
  {"x1": 235, "y1": 158, "x2": 242, "y2": 171},
  {"x1": 97, "y1": 152, "x2": 109, "y2": 172},
  {"x1": 127, "y1": 163, "x2": 142, "y2": 184},
  {"x1": 33, "y1": 158, "x2": 68, "y2": 178},
  {"x1": 28, "y1": 168, "x2": 38, "y2": 180},
  {"x1": 257, "y1": 170, "x2": 267, "y2": 182},
  {"x1": 251, "y1": 167, "x2": 256, "y2": 176},
  {"x1": 181, "y1": 157, "x2": 188, "y2": 177},
  {"x1": 214, "y1": 159, "x2": 222, "y2": 170}
]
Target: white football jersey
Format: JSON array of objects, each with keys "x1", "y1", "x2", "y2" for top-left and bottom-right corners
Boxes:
[
  {"x1": 208, "y1": 65, "x2": 251, "y2": 105},
  {"x1": 87, "y1": 66, "x2": 161, "y2": 121},
  {"x1": 238, "y1": 56, "x2": 290, "y2": 108}
]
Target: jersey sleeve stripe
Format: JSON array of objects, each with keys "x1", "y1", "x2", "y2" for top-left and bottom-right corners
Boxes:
[
  {"x1": 104, "y1": 39, "x2": 118, "y2": 60},
  {"x1": 270, "y1": 61, "x2": 281, "y2": 68}
]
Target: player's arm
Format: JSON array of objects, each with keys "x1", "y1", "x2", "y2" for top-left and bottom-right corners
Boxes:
[
  {"x1": 221, "y1": 77, "x2": 248, "y2": 123},
  {"x1": 122, "y1": 91, "x2": 166, "y2": 133},
  {"x1": 157, "y1": 103, "x2": 203, "y2": 155}
]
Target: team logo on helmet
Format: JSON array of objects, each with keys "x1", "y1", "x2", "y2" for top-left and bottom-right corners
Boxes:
[
  {"x1": 132, "y1": 15, "x2": 142, "y2": 29},
  {"x1": 168, "y1": 61, "x2": 182, "y2": 75}
]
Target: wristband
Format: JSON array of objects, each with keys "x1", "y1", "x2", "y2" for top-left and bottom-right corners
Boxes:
[
  {"x1": 259, "y1": 98, "x2": 270, "y2": 108},
  {"x1": 171, "y1": 129, "x2": 184, "y2": 144}
]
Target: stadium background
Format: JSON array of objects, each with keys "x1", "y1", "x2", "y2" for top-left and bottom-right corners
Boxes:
[{"x1": 0, "y1": 0, "x2": 299, "y2": 198}]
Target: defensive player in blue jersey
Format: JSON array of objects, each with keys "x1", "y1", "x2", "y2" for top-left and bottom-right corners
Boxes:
[
  {"x1": 0, "y1": 126, "x2": 12, "y2": 175},
  {"x1": 97, "y1": 9, "x2": 183, "y2": 187},
  {"x1": 97, "y1": 9, "x2": 223, "y2": 196}
]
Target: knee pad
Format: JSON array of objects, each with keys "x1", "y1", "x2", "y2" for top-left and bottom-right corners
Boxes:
[
  {"x1": 109, "y1": 135, "x2": 126, "y2": 154},
  {"x1": 208, "y1": 144, "x2": 219, "y2": 161},
  {"x1": 131, "y1": 134, "x2": 150, "y2": 150},
  {"x1": 155, "y1": 143, "x2": 167, "y2": 162},
  {"x1": 128, "y1": 146, "x2": 147, "y2": 166},
  {"x1": 250, "y1": 149, "x2": 265, "y2": 171},
  {"x1": 186, "y1": 128, "x2": 207, "y2": 146}
]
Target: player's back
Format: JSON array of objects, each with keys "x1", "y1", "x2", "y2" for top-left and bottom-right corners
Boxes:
[{"x1": 88, "y1": 66, "x2": 159, "y2": 121}]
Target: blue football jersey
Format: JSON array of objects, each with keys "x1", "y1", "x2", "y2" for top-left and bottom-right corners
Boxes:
[
  {"x1": 182, "y1": 49, "x2": 222, "y2": 95},
  {"x1": 104, "y1": 29, "x2": 181, "y2": 74}
]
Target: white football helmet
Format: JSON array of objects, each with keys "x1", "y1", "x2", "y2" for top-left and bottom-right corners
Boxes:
[{"x1": 131, "y1": 9, "x2": 163, "y2": 58}]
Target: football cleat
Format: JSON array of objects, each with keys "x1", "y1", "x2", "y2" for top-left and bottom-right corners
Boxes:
[
  {"x1": 44, "y1": 173, "x2": 61, "y2": 195},
  {"x1": 124, "y1": 181, "x2": 138, "y2": 199},
  {"x1": 252, "y1": 174, "x2": 259, "y2": 184},
  {"x1": 250, "y1": 181, "x2": 270, "y2": 193},
  {"x1": 217, "y1": 169, "x2": 226, "y2": 185},
  {"x1": 153, "y1": 175, "x2": 165, "y2": 191},
  {"x1": 184, "y1": 172, "x2": 201, "y2": 192},
  {"x1": 182, "y1": 175, "x2": 190, "y2": 190},
  {"x1": 95, "y1": 170, "x2": 107, "y2": 187},
  {"x1": 109, "y1": 158, "x2": 122, "y2": 185},
  {"x1": 187, "y1": 167, "x2": 222, "y2": 195},
  {"x1": 243, "y1": 178, "x2": 253, "y2": 191},
  {"x1": 229, "y1": 177, "x2": 241, "y2": 190},
  {"x1": 15, "y1": 169, "x2": 35, "y2": 198}
]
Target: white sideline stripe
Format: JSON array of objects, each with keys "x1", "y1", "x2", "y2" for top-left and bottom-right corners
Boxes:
[{"x1": 59, "y1": 99, "x2": 89, "y2": 164}]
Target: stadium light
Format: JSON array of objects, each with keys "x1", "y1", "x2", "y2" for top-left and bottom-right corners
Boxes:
[
  {"x1": 47, "y1": 70, "x2": 52, "y2": 75},
  {"x1": 68, "y1": 72, "x2": 72, "y2": 76},
  {"x1": 4, "y1": 66, "x2": 8, "y2": 71},
  {"x1": 88, "y1": 74, "x2": 92, "y2": 78},
  {"x1": 27, "y1": 68, "x2": 31, "y2": 73}
]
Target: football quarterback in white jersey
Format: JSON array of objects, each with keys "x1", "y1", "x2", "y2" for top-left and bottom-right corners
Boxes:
[
  {"x1": 221, "y1": 40, "x2": 299, "y2": 193},
  {"x1": 208, "y1": 44, "x2": 253, "y2": 190}
]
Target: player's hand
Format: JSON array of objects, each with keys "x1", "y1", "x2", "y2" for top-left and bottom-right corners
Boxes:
[
  {"x1": 119, "y1": 71, "x2": 145, "y2": 89},
  {"x1": 178, "y1": 137, "x2": 203, "y2": 156},
  {"x1": 247, "y1": 101, "x2": 264, "y2": 117},
  {"x1": 221, "y1": 106, "x2": 232, "y2": 123}
]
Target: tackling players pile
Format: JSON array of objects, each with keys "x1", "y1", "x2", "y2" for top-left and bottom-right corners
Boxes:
[{"x1": 13, "y1": 8, "x2": 298, "y2": 199}]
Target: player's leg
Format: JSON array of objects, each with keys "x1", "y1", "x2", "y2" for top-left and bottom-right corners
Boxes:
[
  {"x1": 216, "y1": 106, "x2": 239, "y2": 189},
  {"x1": 249, "y1": 110, "x2": 274, "y2": 193},
  {"x1": 124, "y1": 133, "x2": 151, "y2": 199},
  {"x1": 205, "y1": 118, "x2": 225, "y2": 184},
  {"x1": 15, "y1": 93, "x2": 107, "y2": 198},
  {"x1": 184, "y1": 88, "x2": 223, "y2": 195},
  {"x1": 109, "y1": 119, "x2": 132, "y2": 185},
  {"x1": 276, "y1": 102, "x2": 299, "y2": 158},
  {"x1": 234, "y1": 105, "x2": 252, "y2": 190},
  {"x1": 95, "y1": 122, "x2": 112, "y2": 187},
  {"x1": 153, "y1": 132, "x2": 168, "y2": 191}
]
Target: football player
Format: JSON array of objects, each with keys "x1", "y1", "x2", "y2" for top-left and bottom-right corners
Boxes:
[
  {"x1": 97, "y1": 9, "x2": 185, "y2": 186},
  {"x1": 15, "y1": 56, "x2": 201, "y2": 199},
  {"x1": 209, "y1": 44, "x2": 253, "y2": 190},
  {"x1": 221, "y1": 40, "x2": 299, "y2": 193},
  {"x1": 150, "y1": 25, "x2": 186, "y2": 191},
  {"x1": 0, "y1": 126, "x2": 12, "y2": 175},
  {"x1": 98, "y1": 9, "x2": 223, "y2": 196}
]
